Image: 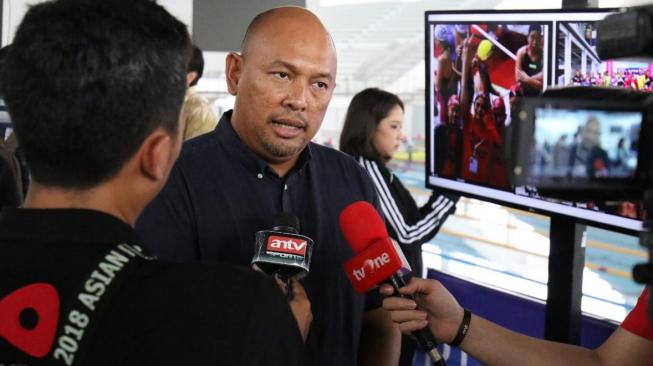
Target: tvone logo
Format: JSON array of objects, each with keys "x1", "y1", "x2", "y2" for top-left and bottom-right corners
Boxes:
[
  {"x1": 352, "y1": 252, "x2": 391, "y2": 281},
  {"x1": 267, "y1": 235, "x2": 308, "y2": 255}
]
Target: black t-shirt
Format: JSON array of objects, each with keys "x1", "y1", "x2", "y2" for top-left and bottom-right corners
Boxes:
[
  {"x1": 0, "y1": 208, "x2": 304, "y2": 365},
  {"x1": 0, "y1": 155, "x2": 19, "y2": 208},
  {"x1": 137, "y1": 111, "x2": 382, "y2": 366},
  {"x1": 519, "y1": 51, "x2": 542, "y2": 96}
]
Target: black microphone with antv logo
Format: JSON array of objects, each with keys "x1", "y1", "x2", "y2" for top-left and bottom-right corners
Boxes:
[{"x1": 251, "y1": 213, "x2": 314, "y2": 300}]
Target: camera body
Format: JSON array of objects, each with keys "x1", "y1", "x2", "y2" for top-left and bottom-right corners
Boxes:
[
  {"x1": 510, "y1": 5, "x2": 653, "y2": 200},
  {"x1": 510, "y1": 88, "x2": 653, "y2": 201},
  {"x1": 509, "y1": 5, "x2": 653, "y2": 322},
  {"x1": 597, "y1": 6, "x2": 653, "y2": 60}
]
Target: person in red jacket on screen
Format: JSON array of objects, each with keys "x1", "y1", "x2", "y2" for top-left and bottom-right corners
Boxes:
[
  {"x1": 488, "y1": 97, "x2": 509, "y2": 188},
  {"x1": 460, "y1": 38, "x2": 501, "y2": 186}
]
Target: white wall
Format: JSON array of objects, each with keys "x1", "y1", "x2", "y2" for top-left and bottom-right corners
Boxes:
[
  {"x1": 599, "y1": 0, "x2": 653, "y2": 6},
  {"x1": 158, "y1": 0, "x2": 192, "y2": 33},
  {"x1": 2, "y1": 0, "x2": 193, "y2": 46},
  {"x1": 2, "y1": 0, "x2": 31, "y2": 46}
]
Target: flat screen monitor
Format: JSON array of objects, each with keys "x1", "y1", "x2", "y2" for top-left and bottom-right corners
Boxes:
[{"x1": 425, "y1": 9, "x2": 648, "y2": 233}]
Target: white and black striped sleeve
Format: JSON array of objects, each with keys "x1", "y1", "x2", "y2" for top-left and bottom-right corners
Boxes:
[{"x1": 358, "y1": 157, "x2": 457, "y2": 245}]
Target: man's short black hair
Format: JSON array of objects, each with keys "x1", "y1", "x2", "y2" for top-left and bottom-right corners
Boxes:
[
  {"x1": 1, "y1": 0, "x2": 191, "y2": 189},
  {"x1": 188, "y1": 45, "x2": 204, "y2": 86}
]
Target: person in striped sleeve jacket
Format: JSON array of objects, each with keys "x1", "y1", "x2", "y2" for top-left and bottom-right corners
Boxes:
[{"x1": 340, "y1": 87, "x2": 460, "y2": 366}]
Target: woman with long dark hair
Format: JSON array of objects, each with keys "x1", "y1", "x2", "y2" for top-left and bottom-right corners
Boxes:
[{"x1": 340, "y1": 88, "x2": 459, "y2": 365}]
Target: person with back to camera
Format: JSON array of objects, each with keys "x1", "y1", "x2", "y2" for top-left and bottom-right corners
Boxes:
[
  {"x1": 339, "y1": 87, "x2": 459, "y2": 366},
  {"x1": 380, "y1": 278, "x2": 653, "y2": 365},
  {"x1": 136, "y1": 6, "x2": 400, "y2": 366},
  {"x1": 0, "y1": 0, "x2": 310, "y2": 364},
  {"x1": 182, "y1": 45, "x2": 219, "y2": 141}
]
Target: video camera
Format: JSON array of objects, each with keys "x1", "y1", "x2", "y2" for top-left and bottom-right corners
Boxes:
[
  {"x1": 511, "y1": 88, "x2": 653, "y2": 201},
  {"x1": 509, "y1": 5, "x2": 653, "y2": 322}
]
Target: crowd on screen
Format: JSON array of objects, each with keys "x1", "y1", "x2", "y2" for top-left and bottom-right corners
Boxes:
[{"x1": 569, "y1": 69, "x2": 653, "y2": 91}]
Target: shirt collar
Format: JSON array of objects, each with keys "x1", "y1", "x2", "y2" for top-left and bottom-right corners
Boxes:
[
  {"x1": 185, "y1": 86, "x2": 198, "y2": 100},
  {"x1": 215, "y1": 110, "x2": 312, "y2": 178},
  {"x1": 0, "y1": 208, "x2": 141, "y2": 246},
  {"x1": 377, "y1": 159, "x2": 394, "y2": 183}
]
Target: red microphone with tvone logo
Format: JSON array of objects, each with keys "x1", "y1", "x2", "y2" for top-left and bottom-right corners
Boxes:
[
  {"x1": 339, "y1": 201, "x2": 447, "y2": 366},
  {"x1": 339, "y1": 202, "x2": 411, "y2": 293}
]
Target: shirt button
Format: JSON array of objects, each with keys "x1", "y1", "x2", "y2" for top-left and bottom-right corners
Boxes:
[
  {"x1": 257, "y1": 173, "x2": 263, "y2": 179},
  {"x1": 284, "y1": 184, "x2": 288, "y2": 190}
]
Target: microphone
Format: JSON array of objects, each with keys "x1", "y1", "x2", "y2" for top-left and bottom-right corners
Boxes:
[
  {"x1": 339, "y1": 201, "x2": 447, "y2": 366},
  {"x1": 251, "y1": 213, "x2": 314, "y2": 299}
]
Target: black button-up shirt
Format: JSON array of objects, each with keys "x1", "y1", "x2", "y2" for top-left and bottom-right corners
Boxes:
[{"x1": 137, "y1": 110, "x2": 381, "y2": 366}]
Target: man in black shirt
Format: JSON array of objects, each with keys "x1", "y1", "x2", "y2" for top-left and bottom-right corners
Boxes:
[
  {"x1": 568, "y1": 116, "x2": 610, "y2": 179},
  {"x1": 0, "y1": 155, "x2": 19, "y2": 208},
  {"x1": 137, "y1": 6, "x2": 399, "y2": 366},
  {"x1": 0, "y1": 1, "x2": 308, "y2": 365}
]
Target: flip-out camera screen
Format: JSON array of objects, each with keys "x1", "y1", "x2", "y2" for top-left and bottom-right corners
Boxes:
[{"x1": 530, "y1": 107, "x2": 641, "y2": 182}]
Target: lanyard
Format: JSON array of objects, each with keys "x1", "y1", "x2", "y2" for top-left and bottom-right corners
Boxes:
[{"x1": 48, "y1": 243, "x2": 154, "y2": 366}]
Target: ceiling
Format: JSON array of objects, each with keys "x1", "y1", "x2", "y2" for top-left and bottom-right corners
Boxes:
[
  {"x1": 206, "y1": 0, "x2": 653, "y2": 97},
  {"x1": 311, "y1": 0, "x2": 559, "y2": 95}
]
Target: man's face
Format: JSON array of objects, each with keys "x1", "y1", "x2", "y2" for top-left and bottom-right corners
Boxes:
[
  {"x1": 494, "y1": 109, "x2": 506, "y2": 127},
  {"x1": 582, "y1": 119, "x2": 601, "y2": 149},
  {"x1": 448, "y1": 102, "x2": 459, "y2": 126},
  {"x1": 228, "y1": 19, "x2": 336, "y2": 164}
]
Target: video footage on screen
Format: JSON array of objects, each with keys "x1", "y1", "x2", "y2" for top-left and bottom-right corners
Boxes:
[
  {"x1": 428, "y1": 18, "x2": 651, "y2": 224},
  {"x1": 431, "y1": 22, "x2": 546, "y2": 189},
  {"x1": 531, "y1": 108, "x2": 641, "y2": 181}
]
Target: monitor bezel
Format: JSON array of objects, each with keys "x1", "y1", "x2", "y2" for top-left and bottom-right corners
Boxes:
[{"x1": 423, "y1": 8, "x2": 642, "y2": 234}]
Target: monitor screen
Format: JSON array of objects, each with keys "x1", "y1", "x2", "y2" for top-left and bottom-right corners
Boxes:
[
  {"x1": 425, "y1": 9, "x2": 645, "y2": 232},
  {"x1": 531, "y1": 107, "x2": 640, "y2": 182}
]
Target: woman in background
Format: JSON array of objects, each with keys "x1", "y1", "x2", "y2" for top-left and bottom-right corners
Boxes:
[
  {"x1": 434, "y1": 25, "x2": 459, "y2": 125},
  {"x1": 340, "y1": 88, "x2": 459, "y2": 366}
]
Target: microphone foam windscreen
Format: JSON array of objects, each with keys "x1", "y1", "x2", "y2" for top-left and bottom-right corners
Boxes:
[
  {"x1": 339, "y1": 201, "x2": 388, "y2": 254},
  {"x1": 272, "y1": 212, "x2": 300, "y2": 232}
]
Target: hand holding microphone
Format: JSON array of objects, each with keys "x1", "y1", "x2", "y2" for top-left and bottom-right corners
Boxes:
[
  {"x1": 252, "y1": 213, "x2": 314, "y2": 342},
  {"x1": 339, "y1": 201, "x2": 447, "y2": 366},
  {"x1": 379, "y1": 279, "x2": 468, "y2": 347},
  {"x1": 275, "y1": 276, "x2": 313, "y2": 343}
]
